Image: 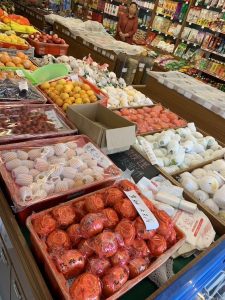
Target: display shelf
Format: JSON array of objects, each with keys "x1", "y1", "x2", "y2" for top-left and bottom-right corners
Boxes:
[
  {"x1": 201, "y1": 47, "x2": 225, "y2": 59},
  {"x1": 194, "y1": 67, "x2": 225, "y2": 83}
]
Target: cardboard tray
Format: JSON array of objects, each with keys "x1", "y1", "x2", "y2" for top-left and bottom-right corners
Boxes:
[
  {"x1": 0, "y1": 135, "x2": 121, "y2": 222},
  {"x1": 38, "y1": 75, "x2": 108, "y2": 112},
  {"x1": 113, "y1": 104, "x2": 187, "y2": 136},
  {"x1": 0, "y1": 103, "x2": 78, "y2": 144},
  {"x1": 26, "y1": 183, "x2": 186, "y2": 300}
]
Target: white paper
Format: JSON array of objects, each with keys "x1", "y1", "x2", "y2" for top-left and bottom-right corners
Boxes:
[
  {"x1": 124, "y1": 190, "x2": 159, "y2": 230},
  {"x1": 45, "y1": 110, "x2": 64, "y2": 129}
]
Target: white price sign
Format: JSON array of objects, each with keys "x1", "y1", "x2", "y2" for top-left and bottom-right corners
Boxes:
[
  {"x1": 83, "y1": 142, "x2": 112, "y2": 168},
  {"x1": 124, "y1": 190, "x2": 159, "y2": 230}
]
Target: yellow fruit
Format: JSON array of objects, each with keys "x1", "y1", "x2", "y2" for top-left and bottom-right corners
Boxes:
[
  {"x1": 87, "y1": 90, "x2": 94, "y2": 96},
  {"x1": 55, "y1": 84, "x2": 64, "y2": 92},
  {"x1": 69, "y1": 91, "x2": 74, "y2": 97},
  {"x1": 58, "y1": 79, "x2": 67, "y2": 85},
  {"x1": 40, "y1": 82, "x2": 50, "y2": 90},
  {"x1": 50, "y1": 81, "x2": 57, "y2": 87},
  {"x1": 82, "y1": 83, "x2": 91, "y2": 91},
  {"x1": 90, "y1": 95, "x2": 97, "y2": 103},
  {"x1": 63, "y1": 103, "x2": 70, "y2": 111},
  {"x1": 61, "y1": 93, "x2": 69, "y2": 100},
  {"x1": 74, "y1": 93, "x2": 80, "y2": 99},
  {"x1": 64, "y1": 84, "x2": 73, "y2": 93},
  {"x1": 83, "y1": 98, "x2": 90, "y2": 104},
  {"x1": 65, "y1": 99, "x2": 72, "y2": 105},
  {"x1": 74, "y1": 86, "x2": 81, "y2": 93},
  {"x1": 80, "y1": 89, "x2": 86, "y2": 95},
  {"x1": 68, "y1": 97, "x2": 75, "y2": 103},
  {"x1": 75, "y1": 98, "x2": 83, "y2": 104},
  {"x1": 56, "y1": 98, "x2": 64, "y2": 107}
]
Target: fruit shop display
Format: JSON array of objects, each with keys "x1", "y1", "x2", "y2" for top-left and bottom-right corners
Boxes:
[
  {"x1": 0, "y1": 33, "x2": 29, "y2": 49},
  {"x1": 29, "y1": 33, "x2": 66, "y2": 45},
  {"x1": 0, "y1": 104, "x2": 77, "y2": 143},
  {"x1": 0, "y1": 52, "x2": 37, "y2": 70},
  {"x1": 39, "y1": 77, "x2": 104, "y2": 112},
  {"x1": 0, "y1": 78, "x2": 46, "y2": 103},
  {"x1": 114, "y1": 105, "x2": 187, "y2": 134},
  {"x1": 135, "y1": 125, "x2": 225, "y2": 174},
  {"x1": 0, "y1": 70, "x2": 20, "y2": 80},
  {"x1": 103, "y1": 86, "x2": 153, "y2": 109},
  {"x1": 177, "y1": 158, "x2": 225, "y2": 221},
  {"x1": 27, "y1": 180, "x2": 184, "y2": 299},
  {"x1": 0, "y1": 136, "x2": 121, "y2": 211},
  {"x1": 32, "y1": 54, "x2": 127, "y2": 89}
]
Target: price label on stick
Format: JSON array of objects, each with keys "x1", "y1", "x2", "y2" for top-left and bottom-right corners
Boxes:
[{"x1": 124, "y1": 190, "x2": 159, "y2": 230}]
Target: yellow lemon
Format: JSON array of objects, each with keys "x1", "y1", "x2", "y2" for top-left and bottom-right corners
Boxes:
[
  {"x1": 63, "y1": 103, "x2": 70, "y2": 111},
  {"x1": 87, "y1": 90, "x2": 94, "y2": 96},
  {"x1": 55, "y1": 84, "x2": 64, "y2": 92},
  {"x1": 82, "y1": 98, "x2": 90, "y2": 104},
  {"x1": 75, "y1": 98, "x2": 83, "y2": 104},
  {"x1": 82, "y1": 83, "x2": 91, "y2": 91},
  {"x1": 40, "y1": 82, "x2": 50, "y2": 90},
  {"x1": 64, "y1": 84, "x2": 73, "y2": 93},
  {"x1": 65, "y1": 99, "x2": 72, "y2": 105},
  {"x1": 61, "y1": 93, "x2": 69, "y2": 100},
  {"x1": 58, "y1": 79, "x2": 67, "y2": 85},
  {"x1": 50, "y1": 81, "x2": 57, "y2": 87},
  {"x1": 74, "y1": 86, "x2": 81, "y2": 93},
  {"x1": 90, "y1": 95, "x2": 97, "y2": 103},
  {"x1": 56, "y1": 98, "x2": 64, "y2": 107}
]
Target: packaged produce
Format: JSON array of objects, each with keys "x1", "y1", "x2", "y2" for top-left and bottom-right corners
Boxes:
[
  {"x1": 0, "y1": 51, "x2": 37, "y2": 70},
  {"x1": 103, "y1": 86, "x2": 153, "y2": 109},
  {"x1": 0, "y1": 104, "x2": 77, "y2": 143},
  {"x1": 135, "y1": 124, "x2": 225, "y2": 174},
  {"x1": 0, "y1": 135, "x2": 121, "y2": 215},
  {"x1": 177, "y1": 158, "x2": 225, "y2": 221},
  {"x1": 39, "y1": 76, "x2": 108, "y2": 112},
  {"x1": 114, "y1": 104, "x2": 187, "y2": 134},
  {"x1": 27, "y1": 180, "x2": 185, "y2": 299},
  {"x1": 0, "y1": 78, "x2": 46, "y2": 103}
]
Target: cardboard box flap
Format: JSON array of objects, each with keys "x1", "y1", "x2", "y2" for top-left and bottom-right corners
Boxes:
[{"x1": 106, "y1": 127, "x2": 136, "y2": 151}]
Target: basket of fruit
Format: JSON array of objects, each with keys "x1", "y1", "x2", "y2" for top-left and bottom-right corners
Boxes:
[
  {"x1": 0, "y1": 33, "x2": 29, "y2": 50},
  {"x1": 26, "y1": 180, "x2": 185, "y2": 300},
  {"x1": 0, "y1": 51, "x2": 37, "y2": 70},
  {"x1": 28, "y1": 33, "x2": 69, "y2": 56},
  {"x1": 39, "y1": 75, "x2": 108, "y2": 113}
]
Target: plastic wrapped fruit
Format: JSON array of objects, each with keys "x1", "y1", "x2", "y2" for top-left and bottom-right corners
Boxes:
[
  {"x1": 67, "y1": 224, "x2": 82, "y2": 246},
  {"x1": 32, "y1": 213, "x2": 56, "y2": 238},
  {"x1": 128, "y1": 257, "x2": 149, "y2": 279},
  {"x1": 86, "y1": 256, "x2": 111, "y2": 277},
  {"x1": 77, "y1": 239, "x2": 94, "y2": 259},
  {"x1": 134, "y1": 217, "x2": 156, "y2": 240},
  {"x1": 102, "y1": 208, "x2": 119, "y2": 228},
  {"x1": 114, "y1": 198, "x2": 137, "y2": 220},
  {"x1": 115, "y1": 219, "x2": 136, "y2": 246},
  {"x1": 79, "y1": 213, "x2": 106, "y2": 239},
  {"x1": 70, "y1": 273, "x2": 102, "y2": 300},
  {"x1": 147, "y1": 234, "x2": 167, "y2": 257},
  {"x1": 102, "y1": 266, "x2": 129, "y2": 296},
  {"x1": 46, "y1": 230, "x2": 71, "y2": 253},
  {"x1": 118, "y1": 179, "x2": 138, "y2": 192},
  {"x1": 85, "y1": 194, "x2": 104, "y2": 213},
  {"x1": 52, "y1": 205, "x2": 76, "y2": 228},
  {"x1": 110, "y1": 248, "x2": 130, "y2": 266},
  {"x1": 129, "y1": 239, "x2": 150, "y2": 258},
  {"x1": 54, "y1": 249, "x2": 85, "y2": 279},
  {"x1": 73, "y1": 201, "x2": 86, "y2": 221},
  {"x1": 104, "y1": 187, "x2": 124, "y2": 206},
  {"x1": 89, "y1": 231, "x2": 124, "y2": 258}
]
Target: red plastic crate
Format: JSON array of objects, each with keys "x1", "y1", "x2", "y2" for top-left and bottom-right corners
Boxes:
[
  {"x1": 28, "y1": 38, "x2": 69, "y2": 56},
  {"x1": 26, "y1": 181, "x2": 186, "y2": 300}
]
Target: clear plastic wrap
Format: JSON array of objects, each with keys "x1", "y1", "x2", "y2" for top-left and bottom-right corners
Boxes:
[
  {"x1": 0, "y1": 78, "x2": 46, "y2": 103},
  {"x1": 0, "y1": 104, "x2": 77, "y2": 144},
  {"x1": 0, "y1": 135, "x2": 121, "y2": 214},
  {"x1": 27, "y1": 180, "x2": 185, "y2": 300}
]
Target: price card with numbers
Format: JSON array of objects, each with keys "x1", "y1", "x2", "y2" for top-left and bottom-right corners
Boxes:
[
  {"x1": 124, "y1": 190, "x2": 159, "y2": 230},
  {"x1": 83, "y1": 142, "x2": 112, "y2": 168}
]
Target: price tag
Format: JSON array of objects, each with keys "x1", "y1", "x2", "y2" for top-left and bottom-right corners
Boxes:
[
  {"x1": 132, "y1": 69, "x2": 136, "y2": 74},
  {"x1": 19, "y1": 80, "x2": 28, "y2": 91},
  {"x1": 94, "y1": 46, "x2": 98, "y2": 51},
  {"x1": 16, "y1": 70, "x2": 25, "y2": 78},
  {"x1": 206, "y1": 5, "x2": 210, "y2": 9},
  {"x1": 140, "y1": 139, "x2": 159, "y2": 165},
  {"x1": 201, "y1": 26, "x2": 205, "y2": 29},
  {"x1": 110, "y1": 54, "x2": 114, "y2": 60},
  {"x1": 83, "y1": 142, "x2": 112, "y2": 168},
  {"x1": 139, "y1": 63, "x2": 145, "y2": 68},
  {"x1": 70, "y1": 74, "x2": 79, "y2": 82},
  {"x1": 124, "y1": 190, "x2": 159, "y2": 230},
  {"x1": 45, "y1": 110, "x2": 64, "y2": 129},
  {"x1": 122, "y1": 68, "x2": 127, "y2": 73},
  {"x1": 102, "y1": 50, "x2": 106, "y2": 56}
]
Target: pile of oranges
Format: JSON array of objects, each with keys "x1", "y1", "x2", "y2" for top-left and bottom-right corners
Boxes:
[
  {"x1": 40, "y1": 78, "x2": 98, "y2": 112},
  {"x1": 0, "y1": 51, "x2": 37, "y2": 70}
]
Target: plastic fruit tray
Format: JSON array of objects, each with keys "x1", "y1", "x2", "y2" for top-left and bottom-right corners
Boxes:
[
  {"x1": 0, "y1": 135, "x2": 121, "y2": 222},
  {"x1": 26, "y1": 181, "x2": 185, "y2": 300},
  {"x1": 28, "y1": 38, "x2": 69, "y2": 56}
]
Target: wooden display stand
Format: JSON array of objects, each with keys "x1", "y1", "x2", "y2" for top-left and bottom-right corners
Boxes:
[{"x1": 142, "y1": 73, "x2": 225, "y2": 144}]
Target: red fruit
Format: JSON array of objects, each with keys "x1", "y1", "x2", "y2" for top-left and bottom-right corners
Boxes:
[
  {"x1": 46, "y1": 230, "x2": 71, "y2": 253},
  {"x1": 134, "y1": 217, "x2": 156, "y2": 240},
  {"x1": 73, "y1": 200, "x2": 86, "y2": 221},
  {"x1": 86, "y1": 256, "x2": 111, "y2": 277},
  {"x1": 115, "y1": 219, "x2": 136, "y2": 246},
  {"x1": 85, "y1": 194, "x2": 104, "y2": 213},
  {"x1": 129, "y1": 239, "x2": 150, "y2": 258},
  {"x1": 148, "y1": 234, "x2": 167, "y2": 257},
  {"x1": 102, "y1": 208, "x2": 119, "y2": 228},
  {"x1": 77, "y1": 239, "x2": 94, "y2": 259},
  {"x1": 79, "y1": 213, "x2": 105, "y2": 238},
  {"x1": 52, "y1": 205, "x2": 76, "y2": 228},
  {"x1": 32, "y1": 214, "x2": 56, "y2": 238},
  {"x1": 128, "y1": 257, "x2": 149, "y2": 278},
  {"x1": 67, "y1": 224, "x2": 82, "y2": 246},
  {"x1": 104, "y1": 187, "x2": 124, "y2": 206},
  {"x1": 70, "y1": 273, "x2": 102, "y2": 300},
  {"x1": 54, "y1": 249, "x2": 85, "y2": 279},
  {"x1": 102, "y1": 266, "x2": 129, "y2": 296},
  {"x1": 111, "y1": 248, "x2": 130, "y2": 266},
  {"x1": 114, "y1": 198, "x2": 137, "y2": 220}
]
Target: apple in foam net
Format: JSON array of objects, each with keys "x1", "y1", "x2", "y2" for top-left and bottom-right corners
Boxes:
[{"x1": 29, "y1": 33, "x2": 66, "y2": 44}]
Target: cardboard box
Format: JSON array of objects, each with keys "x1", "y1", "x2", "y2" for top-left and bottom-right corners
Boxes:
[{"x1": 67, "y1": 103, "x2": 136, "y2": 154}]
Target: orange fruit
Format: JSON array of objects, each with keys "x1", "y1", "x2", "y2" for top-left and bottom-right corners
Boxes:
[
  {"x1": 56, "y1": 98, "x2": 64, "y2": 107},
  {"x1": 6, "y1": 62, "x2": 16, "y2": 67},
  {"x1": 90, "y1": 95, "x2": 97, "y2": 103}
]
